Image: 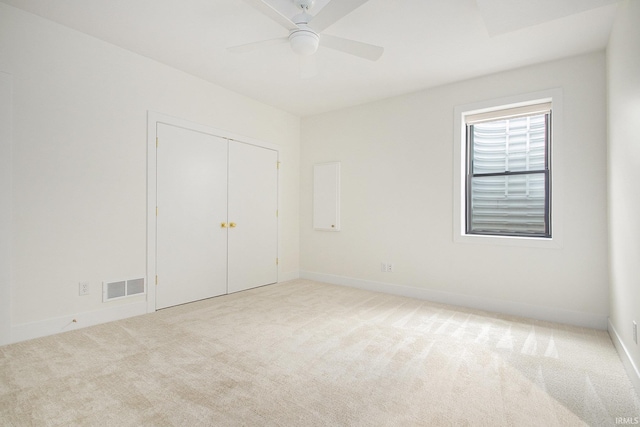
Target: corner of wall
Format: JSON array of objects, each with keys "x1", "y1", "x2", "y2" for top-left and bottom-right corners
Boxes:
[
  {"x1": 608, "y1": 318, "x2": 640, "y2": 393},
  {"x1": 278, "y1": 270, "x2": 300, "y2": 283},
  {"x1": 0, "y1": 71, "x2": 13, "y2": 346}
]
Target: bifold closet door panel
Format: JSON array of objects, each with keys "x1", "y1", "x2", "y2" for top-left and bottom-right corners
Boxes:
[
  {"x1": 156, "y1": 123, "x2": 228, "y2": 309},
  {"x1": 227, "y1": 142, "x2": 278, "y2": 293}
]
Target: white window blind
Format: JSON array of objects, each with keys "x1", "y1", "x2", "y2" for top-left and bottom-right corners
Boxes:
[{"x1": 465, "y1": 102, "x2": 552, "y2": 125}]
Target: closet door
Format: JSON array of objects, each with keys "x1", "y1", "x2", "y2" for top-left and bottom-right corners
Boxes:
[
  {"x1": 156, "y1": 123, "x2": 228, "y2": 309},
  {"x1": 227, "y1": 142, "x2": 278, "y2": 293}
]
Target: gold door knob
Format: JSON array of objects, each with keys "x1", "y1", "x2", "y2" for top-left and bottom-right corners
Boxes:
[
  {"x1": 229, "y1": 222, "x2": 237, "y2": 228},
  {"x1": 220, "y1": 222, "x2": 228, "y2": 228}
]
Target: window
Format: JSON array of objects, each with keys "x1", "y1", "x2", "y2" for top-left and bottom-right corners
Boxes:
[
  {"x1": 453, "y1": 90, "x2": 562, "y2": 248},
  {"x1": 465, "y1": 102, "x2": 552, "y2": 238}
]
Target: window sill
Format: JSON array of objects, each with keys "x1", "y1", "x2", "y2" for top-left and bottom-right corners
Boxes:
[{"x1": 453, "y1": 232, "x2": 561, "y2": 249}]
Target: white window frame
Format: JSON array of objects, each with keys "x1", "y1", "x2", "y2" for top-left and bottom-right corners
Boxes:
[{"x1": 453, "y1": 89, "x2": 563, "y2": 248}]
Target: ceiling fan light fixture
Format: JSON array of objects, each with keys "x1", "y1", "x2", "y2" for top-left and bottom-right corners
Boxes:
[
  {"x1": 232, "y1": 0, "x2": 384, "y2": 62},
  {"x1": 289, "y1": 29, "x2": 319, "y2": 56}
]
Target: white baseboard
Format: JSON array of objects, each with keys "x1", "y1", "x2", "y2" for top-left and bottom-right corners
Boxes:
[
  {"x1": 9, "y1": 272, "x2": 302, "y2": 344},
  {"x1": 300, "y1": 271, "x2": 608, "y2": 330},
  {"x1": 278, "y1": 270, "x2": 300, "y2": 283},
  {"x1": 11, "y1": 301, "x2": 148, "y2": 344},
  {"x1": 608, "y1": 318, "x2": 640, "y2": 393}
]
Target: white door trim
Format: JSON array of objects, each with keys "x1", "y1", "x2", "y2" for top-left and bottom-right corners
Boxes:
[
  {"x1": 146, "y1": 111, "x2": 280, "y2": 313},
  {"x1": 0, "y1": 72, "x2": 12, "y2": 345}
]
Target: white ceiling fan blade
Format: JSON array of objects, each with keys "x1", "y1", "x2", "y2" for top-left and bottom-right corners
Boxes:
[
  {"x1": 241, "y1": 0, "x2": 299, "y2": 31},
  {"x1": 227, "y1": 37, "x2": 288, "y2": 54},
  {"x1": 320, "y1": 34, "x2": 383, "y2": 61},
  {"x1": 310, "y1": 0, "x2": 371, "y2": 33}
]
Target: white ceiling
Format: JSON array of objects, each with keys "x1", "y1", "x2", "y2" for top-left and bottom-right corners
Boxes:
[{"x1": 1, "y1": 0, "x2": 620, "y2": 116}]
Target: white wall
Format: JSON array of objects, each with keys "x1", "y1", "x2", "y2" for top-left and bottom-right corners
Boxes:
[
  {"x1": 0, "y1": 4, "x2": 300, "y2": 340},
  {"x1": 301, "y1": 52, "x2": 609, "y2": 328},
  {"x1": 607, "y1": 0, "x2": 640, "y2": 390}
]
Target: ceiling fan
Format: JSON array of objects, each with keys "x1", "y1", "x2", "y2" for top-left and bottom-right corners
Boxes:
[{"x1": 228, "y1": 0, "x2": 384, "y2": 62}]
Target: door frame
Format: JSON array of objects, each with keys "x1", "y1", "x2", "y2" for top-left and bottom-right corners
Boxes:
[{"x1": 146, "y1": 111, "x2": 280, "y2": 314}]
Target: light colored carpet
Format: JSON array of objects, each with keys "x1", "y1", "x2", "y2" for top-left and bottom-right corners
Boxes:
[{"x1": 0, "y1": 279, "x2": 638, "y2": 426}]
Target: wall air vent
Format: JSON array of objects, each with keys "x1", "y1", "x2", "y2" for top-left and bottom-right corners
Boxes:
[{"x1": 103, "y1": 277, "x2": 146, "y2": 302}]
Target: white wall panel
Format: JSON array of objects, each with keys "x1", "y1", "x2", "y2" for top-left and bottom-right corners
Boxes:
[{"x1": 313, "y1": 162, "x2": 341, "y2": 231}]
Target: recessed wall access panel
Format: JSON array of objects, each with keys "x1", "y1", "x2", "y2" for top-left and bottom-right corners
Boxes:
[{"x1": 313, "y1": 162, "x2": 340, "y2": 231}]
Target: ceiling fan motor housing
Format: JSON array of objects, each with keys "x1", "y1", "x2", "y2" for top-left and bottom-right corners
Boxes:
[{"x1": 289, "y1": 27, "x2": 320, "y2": 55}]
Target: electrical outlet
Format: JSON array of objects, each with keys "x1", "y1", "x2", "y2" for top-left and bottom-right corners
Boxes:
[
  {"x1": 633, "y1": 321, "x2": 638, "y2": 345},
  {"x1": 387, "y1": 263, "x2": 394, "y2": 272},
  {"x1": 79, "y1": 282, "x2": 90, "y2": 296}
]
